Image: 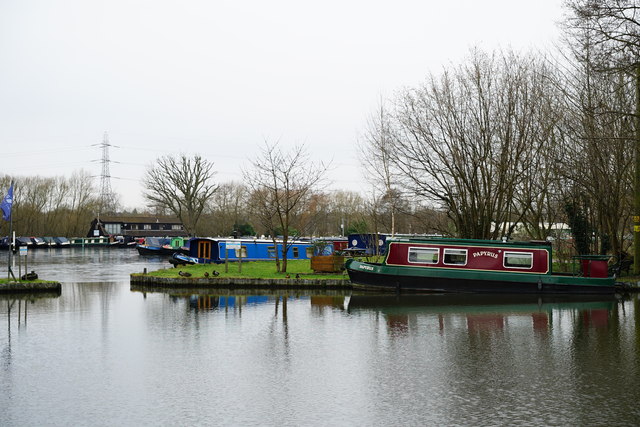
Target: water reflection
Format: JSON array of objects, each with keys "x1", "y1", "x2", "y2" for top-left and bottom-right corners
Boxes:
[
  {"x1": 345, "y1": 293, "x2": 640, "y2": 425},
  {"x1": 347, "y1": 293, "x2": 619, "y2": 338},
  {"x1": 1, "y1": 247, "x2": 640, "y2": 425}
]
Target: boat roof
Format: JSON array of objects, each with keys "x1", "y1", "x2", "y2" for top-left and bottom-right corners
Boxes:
[
  {"x1": 190, "y1": 237, "x2": 311, "y2": 244},
  {"x1": 386, "y1": 236, "x2": 552, "y2": 248}
]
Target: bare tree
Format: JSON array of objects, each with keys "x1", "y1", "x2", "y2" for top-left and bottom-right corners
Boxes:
[
  {"x1": 243, "y1": 142, "x2": 329, "y2": 272},
  {"x1": 563, "y1": 0, "x2": 639, "y2": 265},
  {"x1": 64, "y1": 170, "x2": 99, "y2": 236},
  {"x1": 204, "y1": 181, "x2": 251, "y2": 236},
  {"x1": 143, "y1": 154, "x2": 218, "y2": 236},
  {"x1": 564, "y1": 0, "x2": 640, "y2": 69},
  {"x1": 360, "y1": 101, "x2": 403, "y2": 236},
  {"x1": 384, "y1": 49, "x2": 557, "y2": 239}
]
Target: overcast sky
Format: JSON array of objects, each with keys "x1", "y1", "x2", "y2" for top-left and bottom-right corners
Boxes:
[{"x1": 0, "y1": 0, "x2": 564, "y2": 209}]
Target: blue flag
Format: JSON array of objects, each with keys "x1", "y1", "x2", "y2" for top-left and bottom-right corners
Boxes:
[{"x1": 1, "y1": 184, "x2": 14, "y2": 221}]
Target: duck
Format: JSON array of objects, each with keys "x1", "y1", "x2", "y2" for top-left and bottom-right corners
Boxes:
[
  {"x1": 212, "y1": 270, "x2": 220, "y2": 276},
  {"x1": 178, "y1": 271, "x2": 192, "y2": 277},
  {"x1": 295, "y1": 274, "x2": 300, "y2": 279},
  {"x1": 203, "y1": 272, "x2": 209, "y2": 278},
  {"x1": 285, "y1": 274, "x2": 290, "y2": 279}
]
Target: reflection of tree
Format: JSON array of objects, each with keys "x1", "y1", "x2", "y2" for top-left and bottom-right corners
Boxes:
[{"x1": 310, "y1": 296, "x2": 345, "y2": 316}]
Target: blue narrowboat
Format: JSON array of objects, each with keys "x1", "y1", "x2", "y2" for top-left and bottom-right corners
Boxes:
[
  {"x1": 171, "y1": 237, "x2": 313, "y2": 265},
  {"x1": 346, "y1": 233, "x2": 388, "y2": 256}
]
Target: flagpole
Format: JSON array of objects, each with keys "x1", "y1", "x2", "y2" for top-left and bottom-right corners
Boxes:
[
  {"x1": 8, "y1": 203, "x2": 14, "y2": 281},
  {"x1": 5, "y1": 181, "x2": 15, "y2": 281},
  {"x1": 7, "y1": 211, "x2": 11, "y2": 281}
]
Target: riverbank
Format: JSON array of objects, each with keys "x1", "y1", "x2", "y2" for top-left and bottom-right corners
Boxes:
[
  {"x1": 616, "y1": 276, "x2": 640, "y2": 292},
  {"x1": 0, "y1": 280, "x2": 62, "y2": 294}
]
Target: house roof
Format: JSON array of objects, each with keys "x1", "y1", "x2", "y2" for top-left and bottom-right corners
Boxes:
[
  {"x1": 96, "y1": 215, "x2": 183, "y2": 225},
  {"x1": 121, "y1": 230, "x2": 189, "y2": 238}
]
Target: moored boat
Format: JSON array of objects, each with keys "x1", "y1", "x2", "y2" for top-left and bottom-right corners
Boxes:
[
  {"x1": 30, "y1": 237, "x2": 48, "y2": 247},
  {"x1": 171, "y1": 237, "x2": 313, "y2": 265},
  {"x1": 345, "y1": 237, "x2": 616, "y2": 294},
  {"x1": 53, "y1": 236, "x2": 71, "y2": 247},
  {"x1": 136, "y1": 237, "x2": 173, "y2": 255},
  {"x1": 15, "y1": 236, "x2": 33, "y2": 248}
]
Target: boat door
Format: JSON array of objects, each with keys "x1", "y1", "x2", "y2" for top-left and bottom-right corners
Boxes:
[{"x1": 198, "y1": 240, "x2": 212, "y2": 260}]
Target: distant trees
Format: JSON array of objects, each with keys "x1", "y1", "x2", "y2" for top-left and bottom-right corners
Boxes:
[
  {"x1": 0, "y1": 171, "x2": 99, "y2": 237},
  {"x1": 199, "y1": 182, "x2": 252, "y2": 237},
  {"x1": 143, "y1": 154, "x2": 218, "y2": 236}
]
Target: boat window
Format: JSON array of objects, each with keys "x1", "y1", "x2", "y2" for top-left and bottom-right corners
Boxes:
[
  {"x1": 293, "y1": 247, "x2": 299, "y2": 258},
  {"x1": 267, "y1": 246, "x2": 276, "y2": 258},
  {"x1": 443, "y1": 248, "x2": 467, "y2": 265},
  {"x1": 408, "y1": 247, "x2": 439, "y2": 264},
  {"x1": 504, "y1": 252, "x2": 533, "y2": 269}
]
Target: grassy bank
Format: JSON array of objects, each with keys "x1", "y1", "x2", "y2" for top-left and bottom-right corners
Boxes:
[
  {"x1": 0, "y1": 279, "x2": 58, "y2": 285},
  {"x1": 138, "y1": 259, "x2": 348, "y2": 280}
]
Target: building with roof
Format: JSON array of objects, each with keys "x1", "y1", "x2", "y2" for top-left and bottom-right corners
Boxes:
[{"x1": 87, "y1": 215, "x2": 188, "y2": 238}]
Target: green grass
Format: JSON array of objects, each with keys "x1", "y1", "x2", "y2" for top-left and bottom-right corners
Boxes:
[
  {"x1": 137, "y1": 259, "x2": 349, "y2": 280},
  {"x1": 0, "y1": 279, "x2": 58, "y2": 284}
]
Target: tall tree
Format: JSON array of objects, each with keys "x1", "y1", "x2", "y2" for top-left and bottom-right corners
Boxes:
[
  {"x1": 244, "y1": 142, "x2": 328, "y2": 272},
  {"x1": 383, "y1": 49, "x2": 557, "y2": 239},
  {"x1": 143, "y1": 154, "x2": 218, "y2": 236},
  {"x1": 360, "y1": 102, "x2": 402, "y2": 236},
  {"x1": 563, "y1": 0, "x2": 639, "y2": 266}
]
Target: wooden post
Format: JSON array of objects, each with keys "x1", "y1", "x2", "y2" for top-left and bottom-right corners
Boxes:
[
  {"x1": 225, "y1": 248, "x2": 229, "y2": 273},
  {"x1": 239, "y1": 246, "x2": 242, "y2": 273}
]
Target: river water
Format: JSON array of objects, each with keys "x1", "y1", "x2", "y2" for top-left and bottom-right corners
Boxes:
[{"x1": 1, "y1": 248, "x2": 639, "y2": 426}]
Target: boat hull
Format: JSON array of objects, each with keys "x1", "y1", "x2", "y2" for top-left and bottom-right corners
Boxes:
[
  {"x1": 136, "y1": 245, "x2": 176, "y2": 256},
  {"x1": 346, "y1": 259, "x2": 616, "y2": 294}
]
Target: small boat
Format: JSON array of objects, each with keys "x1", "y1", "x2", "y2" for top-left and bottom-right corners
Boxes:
[
  {"x1": 345, "y1": 237, "x2": 616, "y2": 294},
  {"x1": 109, "y1": 235, "x2": 137, "y2": 248},
  {"x1": 170, "y1": 252, "x2": 198, "y2": 266},
  {"x1": 52, "y1": 237, "x2": 71, "y2": 247},
  {"x1": 15, "y1": 237, "x2": 33, "y2": 248},
  {"x1": 30, "y1": 237, "x2": 48, "y2": 247},
  {"x1": 136, "y1": 237, "x2": 182, "y2": 256}
]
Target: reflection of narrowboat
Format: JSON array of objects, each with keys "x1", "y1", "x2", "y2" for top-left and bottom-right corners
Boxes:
[
  {"x1": 347, "y1": 293, "x2": 617, "y2": 334},
  {"x1": 346, "y1": 237, "x2": 616, "y2": 294},
  {"x1": 347, "y1": 293, "x2": 617, "y2": 313},
  {"x1": 171, "y1": 237, "x2": 313, "y2": 265}
]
